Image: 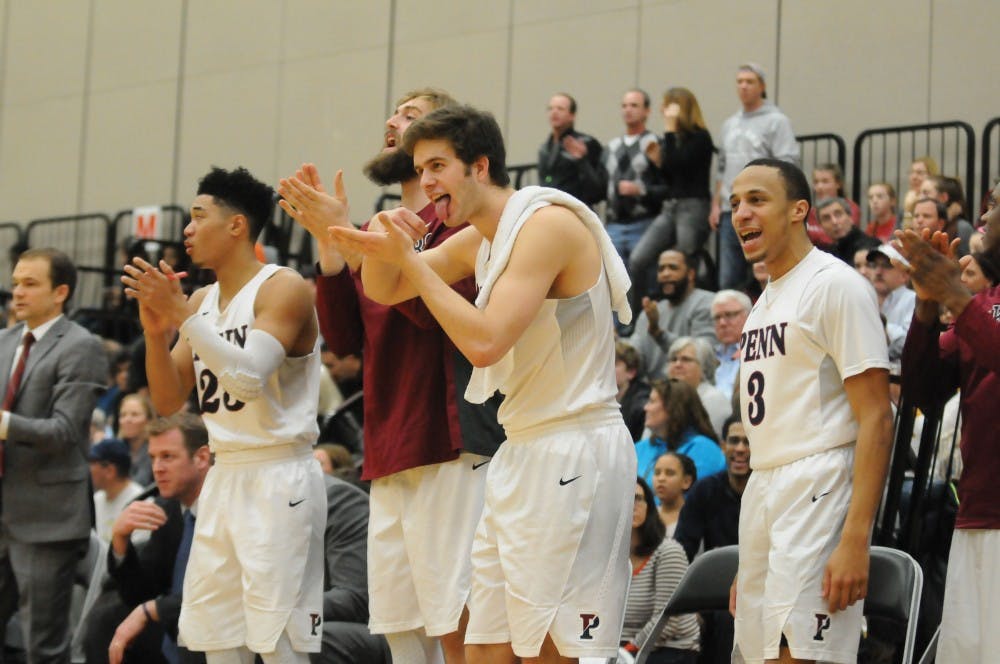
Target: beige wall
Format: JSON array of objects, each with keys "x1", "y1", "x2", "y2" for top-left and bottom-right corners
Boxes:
[{"x1": 0, "y1": 0, "x2": 997, "y2": 227}]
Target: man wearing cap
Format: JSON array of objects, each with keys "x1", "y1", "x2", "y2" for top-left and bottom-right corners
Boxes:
[
  {"x1": 710, "y1": 62, "x2": 799, "y2": 289},
  {"x1": 89, "y1": 438, "x2": 146, "y2": 544},
  {"x1": 867, "y1": 244, "x2": 915, "y2": 365}
]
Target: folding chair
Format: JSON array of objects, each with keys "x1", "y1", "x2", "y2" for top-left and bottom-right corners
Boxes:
[
  {"x1": 867, "y1": 546, "x2": 923, "y2": 664},
  {"x1": 634, "y1": 545, "x2": 738, "y2": 664}
]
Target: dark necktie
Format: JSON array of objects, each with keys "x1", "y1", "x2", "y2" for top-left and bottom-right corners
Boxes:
[
  {"x1": 163, "y1": 510, "x2": 195, "y2": 664},
  {"x1": 1, "y1": 332, "x2": 35, "y2": 477}
]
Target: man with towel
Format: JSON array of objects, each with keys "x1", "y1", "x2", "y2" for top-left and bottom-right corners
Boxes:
[{"x1": 329, "y1": 105, "x2": 637, "y2": 663}]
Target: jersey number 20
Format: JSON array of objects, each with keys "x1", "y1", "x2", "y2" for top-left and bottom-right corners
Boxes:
[{"x1": 199, "y1": 368, "x2": 245, "y2": 413}]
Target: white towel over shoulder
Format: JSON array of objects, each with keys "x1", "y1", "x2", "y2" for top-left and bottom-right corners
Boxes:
[{"x1": 465, "y1": 186, "x2": 631, "y2": 404}]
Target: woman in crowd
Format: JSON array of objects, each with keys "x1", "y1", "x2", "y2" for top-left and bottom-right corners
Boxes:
[
  {"x1": 866, "y1": 181, "x2": 898, "y2": 241},
  {"x1": 902, "y1": 155, "x2": 939, "y2": 224},
  {"x1": 629, "y1": 87, "x2": 714, "y2": 308},
  {"x1": 666, "y1": 336, "x2": 731, "y2": 437},
  {"x1": 652, "y1": 451, "x2": 696, "y2": 535},
  {"x1": 621, "y1": 477, "x2": 700, "y2": 662},
  {"x1": 805, "y1": 163, "x2": 860, "y2": 247},
  {"x1": 635, "y1": 379, "x2": 724, "y2": 491},
  {"x1": 116, "y1": 392, "x2": 155, "y2": 486}
]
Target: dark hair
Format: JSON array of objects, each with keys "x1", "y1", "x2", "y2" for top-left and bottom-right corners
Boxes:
[
  {"x1": 401, "y1": 105, "x2": 510, "y2": 187},
  {"x1": 914, "y1": 197, "x2": 949, "y2": 222},
  {"x1": 746, "y1": 158, "x2": 812, "y2": 219},
  {"x1": 196, "y1": 166, "x2": 275, "y2": 242},
  {"x1": 18, "y1": 248, "x2": 77, "y2": 301},
  {"x1": 553, "y1": 92, "x2": 577, "y2": 114},
  {"x1": 147, "y1": 412, "x2": 209, "y2": 457},
  {"x1": 940, "y1": 176, "x2": 968, "y2": 218},
  {"x1": 615, "y1": 341, "x2": 641, "y2": 373},
  {"x1": 656, "y1": 450, "x2": 698, "y2": 485},
  {"x1": 721, "y1": 414, "x2": 742, "y2": 441},
  {"x1": 814, "y1": 162, "x2": 846, "y2": 196},
  {"x1": 634, "y1": 477, "x2": 665, "y2": 557},
  {"x1": 649, "y1": 379, "x2": 718, "y2": 444},
  {"x1": 972, "y1": 251, "x2": 1000, "y2": 287}
]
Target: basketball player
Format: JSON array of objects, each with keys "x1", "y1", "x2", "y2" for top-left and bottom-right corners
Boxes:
[
  {"x1": 727, "y1": 158, "x2": 893, "y2": 664},
  {"x1": 277, "y1": 88, "x2": 504, "y2": 664},
  {"x1": 328, "y1": 105, "x2": 637, "y2": 663},
  {"x1": 122, "y1": 167, "x2": 326, "y2": 664}
]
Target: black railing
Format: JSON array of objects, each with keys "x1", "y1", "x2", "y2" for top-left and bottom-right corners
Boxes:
[
  {"x1": 796, "y1": 133, "x2": 847, "y2": 179},
  {"x1": 0, "y1": 222, "x2": 25, "y2": 296},
  {"x1": 509, "y1": 163, "x2": 538, "y2": 189},
  {"x1": 25, "y1": 213, "x2": 113, "y2": 310},
  {"x1": 852, "y1": 121, "x2": 976, "y2": 216},
  {"x1": 981, "y1": 117, "x2": 1000, "y2": 213}
]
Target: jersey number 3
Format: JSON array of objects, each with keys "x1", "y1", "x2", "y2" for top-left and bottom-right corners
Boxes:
[
  {"x1": 746, "y1": 370, "x2": 765, "y2": 425},
  {"x1": 199, "y1": 368, "x2": 245, "y2": 413}
]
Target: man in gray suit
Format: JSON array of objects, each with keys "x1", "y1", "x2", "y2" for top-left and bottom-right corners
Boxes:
[{"x1": 0, "y1": 248, "x2": 107, "y2": 663}]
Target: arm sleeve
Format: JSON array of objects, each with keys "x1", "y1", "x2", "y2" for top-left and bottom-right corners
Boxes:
[
  {"x1": 673, "y1": 484, "x2": 708, "y2": 562},
  {"x1": 770, "y1": 116, "x2": 800, "y2": 166},
  {"x1": 952, "y1": 289, "x2": 1000, "y2": 372},
  {"x1": 577, "y1": 138, "x2": 609, "y2": 206},
  {"x1": 179, "y1": 316, "x2": 285, "y2": 402},
  {"x1": 316, "y1": 267, "x2": 364, "y2": 356},
  {"x1": 900, "y1": 316, "x2": 958, "y2": 410}
]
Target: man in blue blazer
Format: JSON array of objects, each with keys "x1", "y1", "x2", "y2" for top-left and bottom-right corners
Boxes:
[{"x1": 0, "y1": 247, "x2": 107, "y2": 662}]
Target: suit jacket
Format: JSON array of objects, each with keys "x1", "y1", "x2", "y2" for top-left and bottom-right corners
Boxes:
[
  {"x1": 1, "y1": 316, "x2": 107, "y2": 542},
  {"x1": 107, "y1": 496, "x2": 184, "y2": 638},
  {"x1": 321, "y1": 475, "x2": 370, "y2": 623}
]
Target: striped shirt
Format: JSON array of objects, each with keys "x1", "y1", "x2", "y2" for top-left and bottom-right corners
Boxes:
[{"x1": 622, "y1": 538, "x2": 700, "y2": 651}]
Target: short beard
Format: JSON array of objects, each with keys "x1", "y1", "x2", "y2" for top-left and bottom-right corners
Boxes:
[{"x1": 363, "y1": 148, "x2": 416, "y2": 186}]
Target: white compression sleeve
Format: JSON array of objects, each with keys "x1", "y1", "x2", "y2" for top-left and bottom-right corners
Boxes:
[{"x1": 180, "y1": 314, "x2": 286, "y2": 402}]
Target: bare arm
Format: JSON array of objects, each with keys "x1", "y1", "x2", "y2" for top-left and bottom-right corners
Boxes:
[{"x1": 822, "y1": 367, "x2": 893, "y2": 613}]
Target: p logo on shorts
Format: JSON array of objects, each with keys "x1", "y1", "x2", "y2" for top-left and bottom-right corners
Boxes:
[
  {"x1": 310, "y1": 613, "x2": 322, "y2": 636},
  {"x1": 813, "y1": 613, "x2": 831, "y2": 641},
  {"x1": 579, "y1": 613, "x2": 600, "y2": 640}
]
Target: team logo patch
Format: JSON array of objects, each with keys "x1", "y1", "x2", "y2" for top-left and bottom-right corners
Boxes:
[
  {"x1": 310, "y1": 612, "x2": 322, "y2": 636},
  {"x1": 813, "y1": 613, "x2": 831, "y2": 641},
  {"x1": 579, "y1": 613, "x2": 600, "y2": 640}
]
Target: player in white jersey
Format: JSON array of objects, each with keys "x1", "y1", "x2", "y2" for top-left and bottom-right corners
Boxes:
[
  {"x1": 727, "y1": 158, "x2": 893, "y2": 664},
  {"x1": 328, "y1": 106, "x2": 637, "y2": 663},
  {"x1": 122, "y1": 167, "x2": 326, "y2": 664}
]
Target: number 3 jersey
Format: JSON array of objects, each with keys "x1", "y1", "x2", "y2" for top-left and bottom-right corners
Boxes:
[
  {"x1": 192, "y1": 264, "x2": 321, "y2": 454},
  {"x1": 739, "y1": 248, "x2": 889, "y2": 470}
]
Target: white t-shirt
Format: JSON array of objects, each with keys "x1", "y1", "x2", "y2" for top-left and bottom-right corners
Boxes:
[
  {"x1": 94, "y1": 480, "x2": 146, "y2": 544},
  {"x1": 739, "y1": 248, "x2": 889, "y2": 469}
]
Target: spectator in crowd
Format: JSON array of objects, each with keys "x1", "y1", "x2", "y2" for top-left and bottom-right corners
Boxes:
[
  {"x1": 710, "y1": 290, "x2": 751, "y2": 399},
  {"x1": 852, "y1": 247, "x2": 875, "y2": 280},
  {"x1": 313, "y1": 442, "x2": 353, "y2": 476},
  {"x1": 921, "y1": 175, "x2": 975, "y2": 256},
  {"x1": 816, "y1": 196, "x2": 879, "y2": 265},
  {"x1": 897, "y1": 179, "x2": 1000, "y2": 663},
  {"x1": 616, "y1": 341, "x2": 651, "y2": 442},
  {"x1": 604, "y1": 89, "x2": 666, "y2": 273},
  {"x1": 319, "y1": 347, "x2": 363, "y2": 426},
  {"x1": 313, "y1": 474, "x2": 391, "y2": 664},
  {"x1": 666, "y1": 336, "x2": 731, "y2": 437},
  {"x1": 89, "y1": 437, "x2": 146, "y2": 544},
  {"x1": 866, "y1": 182, "x2": 899, "y2": 242},
  {"x1": 102, "y1": 413, "x2": 211, "y2": 664},
  {"x1": 624, "y1": 249, "x2": 715, "y2": 380},
  {"x1": 630, "y1": 87, "x2": 714, "y2": 311},
  {"x1": 867, "y1": 244, "x2": 916, "y2": 365},
  {"x1": 635, "y1": 379, "x2": 724, "y2": 491},
  {"x1": 960, "y1": 252, "x2": 1000, "y2": 293},
  {"x1": 651, "y1": 451, "x2": 696, "y2": 536},
  {"x1": 96, "y1": 344, "x2": 129, "y2": 417},
  {"x1": 806, "y1": 164, "x2": 860, "y2": 248},
  {"x1": 116, "y1": 392, "x2": 155, "y2": 487},
  {"x1": 278, "y1": 88, "x2": 504, "y2": 664},
  {"x1": 620, "y1": 478, "x2": 700, "y2": 663},
  {"x1": 674, "y1": 415, "x2": 749, "y2": 664},
  {"x1": 710, "y1": 62, "x2": 798, "y2": 289},
  {"x1": 0, "y1": 247, "x2": 107, "y2": 663},
  {"x1": 537, "y1": 92, "x2": 607, "y2": 207},
  {"x1": 902, "y1": 156, "x2": 939, "y2": 223}
]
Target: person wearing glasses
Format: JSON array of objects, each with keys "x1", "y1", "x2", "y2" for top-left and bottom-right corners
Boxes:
[
  {"x1": 710, "y1": 290, "x2": 752, "y2": 399},
  {"x1": 666, "y1": 336, "x2": 731, "y2": 439}
]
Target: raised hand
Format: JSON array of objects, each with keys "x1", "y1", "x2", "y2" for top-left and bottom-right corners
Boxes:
[
  {"x1": 122, "y1": 258, "x2": 191, "y2": 331},
  {"x1": 278, "y1": 166, "x2": 351, "y2": 239}
]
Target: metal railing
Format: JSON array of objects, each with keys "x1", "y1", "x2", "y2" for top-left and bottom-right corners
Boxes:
[
  {"x1": 0, "y1": 222, "x2": 25, "y2": 296},
  {"x1": 981, "y1": 117, "x2": 1000, "y2": 213},
  {"x1": 852, "y1": 121, "x2": 976, "y2": 216},
  {"x1": 796, "y1": 132, "x2": 847, "y2": 179},
  {"x1": 24, "y1": 213, "x2": 113, "y2": 310}
]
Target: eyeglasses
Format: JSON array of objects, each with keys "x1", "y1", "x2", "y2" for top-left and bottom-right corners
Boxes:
[
  {"x1": 725, "y1": 435, "x2": 750, "y2": 446},
  {"x1": 669, "y1": 355, "x2": 698, "y2": 364},
  {"x1": 712, "y1": 310, "x2": 745, "y2": 323}
]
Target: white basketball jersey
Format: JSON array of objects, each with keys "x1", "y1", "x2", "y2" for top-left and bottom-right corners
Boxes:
[
  {"x1": 192, "y1": 264, "x2": 320, "y2": 453},
  {"x1": 739, "y1": 248, "x2": 889, "y2": 469}
]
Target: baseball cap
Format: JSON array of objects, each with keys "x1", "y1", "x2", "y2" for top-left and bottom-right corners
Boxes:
[
  {"x1": 867, "y1": 243, "x2": 911, "y2": 269},
  {"x1": 738, "y1": 62, "x2": 766, "y2": 84},
  {"x1": 88, "y1": 438, "x2": 131, "y2": 467}
]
